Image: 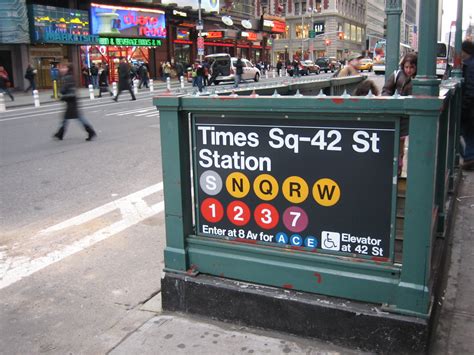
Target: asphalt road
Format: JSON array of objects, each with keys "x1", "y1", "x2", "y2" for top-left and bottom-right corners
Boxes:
[{"x1": 0, "y1": 71, "x2": 340, "y2": 354}]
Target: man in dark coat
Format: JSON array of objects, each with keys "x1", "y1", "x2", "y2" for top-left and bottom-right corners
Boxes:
[
  {"x1": 53, "y1": 64, "x2": 96, "y2": 141},
  {"x1": 138, "y1": 63, "x2": 149, "y2": 89},
  {"x1": 113, "y1": 58, "x2": 136, "y2": 102},
  {"x1": 24, "y1": 64, "x2": 37, "y2": 93},
  {"x1": 234, "y1": 57, "x2": 244, "y2": 88},
  {"x1": 460, "y1": 40, "x2": 474, "y2": 170}
]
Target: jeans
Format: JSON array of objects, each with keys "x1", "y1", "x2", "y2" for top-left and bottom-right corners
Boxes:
[
  {"x1": 234, "y1": 74, "x2": 242, "y2": 87},
  {"x1": 60, "y1": 116, "x2": 92, "y2": 131},
  {"x1": 25, "y1": 79, "x2": 36, "y2": 92},
  {"x1": 461, "y1": 125, "x2": 474, "y2": 162},
  {"x1": 91, "y1": 75, "x2": 99, "y2": 89},
  {"x1": 0, "y1": 87, "x2": 14, "y2": 101}
]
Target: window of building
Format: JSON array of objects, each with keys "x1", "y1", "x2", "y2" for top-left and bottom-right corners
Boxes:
[
  {"x1": 351, "y1": 24, "x2": 357, "y2": 41},
  {"x1": 295, "y1": 2, "x2": 300, "y2": 15},
  {"x1": 295, "y1": 23, "x2": 309, "y2": 39}
]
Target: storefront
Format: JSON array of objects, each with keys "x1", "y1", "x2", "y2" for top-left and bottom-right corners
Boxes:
[
  {"x1": 81, "y1": 3, "x2": 167, "y2": 82},
  {"x1": 27, "y1": 4, "x2": 98, "y2": 88}
]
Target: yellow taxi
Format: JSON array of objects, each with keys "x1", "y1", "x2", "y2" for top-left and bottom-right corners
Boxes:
[{"x1": 356, "y1": 58, "x2": 373, "y2": 72}]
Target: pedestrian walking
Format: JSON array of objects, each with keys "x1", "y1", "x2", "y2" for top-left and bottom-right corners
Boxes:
[
  {"x1": 0, "y1": 65, "x2": 14, "y2": 101},
  {"x1": 138, "y1": 63, "x2": 149, "y2": 89},
  {"x1": 336, "y1": 53, "x2": 363, "y2": 77},
  {"x1": 460, "y1": 40, "x2": 474, "y2": 171},
  {"x1": 292, "y1": 58, "x2": 300, "y2": 77},
  {"x1": 234, "y1": 57, "x2": 244, "y2": 88},
  {"x1": 113, "y1": 58, "x2": 136, "y2": 102},
  {"x1": 175, "y1": 61, "x2": 184, "y2": 79},
  {"x1": 81, "y1": 64, "x2": 91, "y2": 88},
  {"x1": 97, "y1": 63, "x2": 113, "y2": 98},
  {"x1": 53, "y1": 64, "x2": 96, "y2": 141},
  {"x1": 90, "y1": 62, "x2": 99, "y2": 89},
  {"x1": 276, "y1": 60, "x2": 283, "y2": 76},
  {"x1": 24, "y1": 64, "x2": 37, "y2": 93},
  {"x1": 163, "y1": 61, "x2": 172, "y2": 81}
]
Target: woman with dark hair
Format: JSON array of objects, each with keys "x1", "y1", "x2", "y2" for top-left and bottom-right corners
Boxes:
[
  {"x1": 382, "y1": 52, "x2": 417, "y2": 96},
  {"x1": 53, "y1": 64, "x2": 96, "y2": 141}
]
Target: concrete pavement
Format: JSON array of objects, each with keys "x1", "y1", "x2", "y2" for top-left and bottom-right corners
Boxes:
[{"x1": 83, "y1": 171, "x2": 473, "y2": 354}]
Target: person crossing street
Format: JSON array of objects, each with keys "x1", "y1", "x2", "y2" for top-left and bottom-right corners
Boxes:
[{"x1": 113, "y1": 58, "x2": 136, "y2": 102}]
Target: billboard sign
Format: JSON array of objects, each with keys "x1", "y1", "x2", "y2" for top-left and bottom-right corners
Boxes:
[
  {"x1": 90, "y1": 3, "x2": 166, "y2": 38},
  {"x1": 161, "y1": 0, "x2": 220, "y2": 13},
  {"x1": 29, "y1": 4, "x2": 98, "y2": 44},
  {"x1": 193, "y1": 116, "x2": 397, "y2": 261}
]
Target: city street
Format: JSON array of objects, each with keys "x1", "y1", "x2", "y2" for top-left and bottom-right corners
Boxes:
[
  {"x1": 0, "y1": 90, "x2": 167, "y2": 353},
  {"x1": 2, "y1": 72, "x2": 471, "y2": 354}
]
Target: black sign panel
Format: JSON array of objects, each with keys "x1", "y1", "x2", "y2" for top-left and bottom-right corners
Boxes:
[
  {"x1": 313, "y1": 22, "x2": 325, "y2": 36},
  {"x1": 193, "y1": 116, "x2": 396, "y2": 260}
]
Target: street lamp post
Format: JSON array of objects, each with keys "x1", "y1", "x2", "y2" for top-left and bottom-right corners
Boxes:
[
  {"x1": 301, "y1": 9, "x2": 305, "y2": 59},
  {"x1": 198, "y1": 0, "x2": 203, "y2": 61}
]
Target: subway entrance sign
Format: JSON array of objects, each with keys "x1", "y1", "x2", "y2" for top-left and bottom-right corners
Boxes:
[{"x1": 193, "y1": 116, "x2": 397, "y2": 261}]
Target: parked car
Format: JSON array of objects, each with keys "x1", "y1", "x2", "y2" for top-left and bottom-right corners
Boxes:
[
  {"x1": 301, "y1": 60, "x2": 321, "y2": 75},
  {"x1": 315, "y1": 57, "x2": 339, "y2": 73},
  {"x1": 205, "y1": 53, "x2": 260, "y2": 85},
  {"x1": 355, "y1": 58, "x2": 373, "y2": 72}
]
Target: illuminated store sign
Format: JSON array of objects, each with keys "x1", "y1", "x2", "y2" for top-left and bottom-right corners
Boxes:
[
  {"x1": 172, "y1": 9, "x2": 187, "y2": 17},
  {"x1": 177, "y1": 28, "x2": 190, "y2": 40},
  {"x1": 206, "y1": 31, "x2": 223, "y2": 39},
  {"x1": 90, "y1": 3, "x2": 166, "y2": 38},
  {"x1": 98, "y1": 36, "x2": 162, "y2": 46},
  {"x1": 29, "y1": 4, "x2": 96, "y2": 44},
  {"x1": 241, "y1": 31, "x2": 257, "y2": 41}
]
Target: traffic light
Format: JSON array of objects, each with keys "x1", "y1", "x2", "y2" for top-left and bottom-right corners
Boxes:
[
  {"x1": 325, "y1": 38, "x2": 331, "y2": 46},
  {"x1": 383, "y1": 17, "x2": 387, "y2": 38},
  {"x1": 338, "y1": 32, "x2": 344, "y2": 40}
]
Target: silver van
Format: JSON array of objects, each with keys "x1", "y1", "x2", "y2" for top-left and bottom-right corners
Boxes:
[{"x1": 205, "y1": 53, "x2": 261, "y2": 85}]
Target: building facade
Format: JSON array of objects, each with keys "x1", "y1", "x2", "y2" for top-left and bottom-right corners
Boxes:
[
  {"x1": 273, "y1": 0, "x2": 367, "y2": 64},
  {"x1": 366, "y1": 0, "x2": 385, "y2": 53}
]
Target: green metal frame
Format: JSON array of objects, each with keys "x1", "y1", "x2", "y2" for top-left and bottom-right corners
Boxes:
[{"x1": 155, "y1": 86, "x2": 461, "y2": 317}]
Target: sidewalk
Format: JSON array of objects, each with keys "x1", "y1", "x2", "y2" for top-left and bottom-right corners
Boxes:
[
  {"x1": 107, "y1": 173, "x2": 474, "y2": 354},
  {"x1": 2, "y1": 81, "x2": 174, "y2": 110}
]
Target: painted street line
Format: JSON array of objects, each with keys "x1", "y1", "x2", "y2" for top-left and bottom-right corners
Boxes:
[{"x1": 0, "y1": 182, "x2": 164, "y2": 290}]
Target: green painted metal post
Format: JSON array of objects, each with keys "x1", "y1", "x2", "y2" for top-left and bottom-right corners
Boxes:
[
  {"x1": 452, "y1": 0, "x2": 464, "y2": 78},
  {"x1": 395, "y1": 110, "x2": 439, "y2": 315},
  {"x1": 412, "y1": 0, "x2": 440, "y2": 96},
  {"x1": 385, "y1": 0, "x2": 402, "y2": 82},
  {"x1": 158, "y1": 97, "x2": 193, "y2": 272},
  {"x1": 435, "y1": 104, "x2": 449, "y2": 233}
]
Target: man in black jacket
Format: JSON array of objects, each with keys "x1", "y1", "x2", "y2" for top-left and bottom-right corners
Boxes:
[
  {"x1": 53, "y1": 64, "x2": 96, "y2": 141},
  {"x1": 461, "y1": 40, "x2": 474, "y2": 170},
  {"x1": 113, "y1": 58, "x2": 136, "y2": 102},
  {"x1": 234, "y1": 57, "x2": 244, "y2": 88}
]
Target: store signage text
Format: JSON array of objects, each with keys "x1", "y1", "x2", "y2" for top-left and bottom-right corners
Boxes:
[
  {"x1": 172, "y1": 9, "x2": 187, "y2": 17},
  {"x1": 206, "y1": 31, "x2": 223, "y2": 39},
  {"x1": 98, "y1": 37, "x2": 162, "y2": 46},
  {"x1": 241, "y1": 31, "x2": 257, "y2": 41},
  {"x1": 44, "y1": 32, "x2": 100, "y2": 44},
  {"x1": 272, "y1": 20, "x2": 286, "y2": 33},
  {"x1": 314, "y1": 22, "x2": 325, "y2": 35},
  {"x1": 91, "y1": 3, "x2": 166, "y2": 39}
]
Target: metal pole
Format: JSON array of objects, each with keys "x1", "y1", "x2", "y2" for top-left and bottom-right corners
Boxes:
[
  {"x1": 385, "y1": 0, "x2": 402, "y2": 82},
  {"x1": 412, "y1": 0, "x2": 440, "y2": 96},
  {"x1": 452, "y1": 0, "x2": 464, "y2": 78},
  {"x1": 198, "y1": 0, "x2": 203, "y2": 62},
  {"x1": 301, "y1": 10, "x2": 304, "y2": 59}
]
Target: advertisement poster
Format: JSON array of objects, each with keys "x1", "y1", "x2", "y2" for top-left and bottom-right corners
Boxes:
[
  {"x1": 161, "y1": 0, "x2": 220, "y2": 13},
  {"x1": 30, "y1": 5, "x2": 96, "y2": 44},
  {"x1": 90, "y1": 3, "x2": 166, "y2": 38},
  {"x1": 193, "y1": 116, "x2": 396, "y2": 261}
]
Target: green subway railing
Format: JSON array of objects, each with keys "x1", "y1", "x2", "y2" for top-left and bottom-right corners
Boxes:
[{"x1": 154, "y1": 78, "x2": 461, "y2": 317}]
